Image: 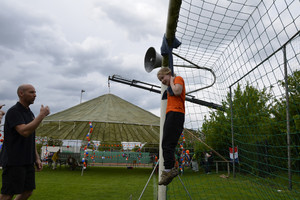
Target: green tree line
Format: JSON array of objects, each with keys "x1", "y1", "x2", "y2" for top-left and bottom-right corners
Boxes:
[{"x1": 197, "y1": 70, "x2": 300, "y2": 176}]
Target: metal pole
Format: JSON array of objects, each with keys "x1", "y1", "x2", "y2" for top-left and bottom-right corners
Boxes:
[
  {"x1": 283, "y1": 45, "x2": 292, "y2": 190},
  {"x1": 80, "y1": 89, "x2": 85, "y2": 103},
  {"x1": 230, "y1": 86, "x2": 235, "y2": 178},
  {"x1": 177, "y1": 176, "x2": 193, "y2": 200},
  {"x1": 158, "y1": 1, "x2": 182, "y2": 200},
  {"x1": 185, "y1": 129, "x2": 228, "y2": 162},
  {"x1": 138, "y1": 160, "x2": 160, "y2": 200}
]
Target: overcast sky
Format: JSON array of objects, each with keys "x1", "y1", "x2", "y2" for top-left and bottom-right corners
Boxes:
[{"x1": 0, "y1": 0, "x2": 169, "y2": 118}]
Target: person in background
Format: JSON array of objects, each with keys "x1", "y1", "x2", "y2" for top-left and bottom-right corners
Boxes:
[
  {"x1": 208, "y1": 151, "x2": 214, "y2": 173},
  {"x1": 67, "y1": 155, "x2": 78, "y2": 171},
  {"x1": 51, "y1": 149, "x2": 60, "y2": 170},
  {"x1": 204, "y1": 151, "x2": 212, "y2": 174},
  {"x1": 191, "y1": 154, "x2": 199, "y2": 172},
  {"x1": 0, "y1": 104, "x2": 5, "y2": 124},
  {"x1": 0, "y1": 84, "x2": 50, "y2": 200},
  {"x1": 157, "y1": 67, "x2": 186, "y2": 186}
]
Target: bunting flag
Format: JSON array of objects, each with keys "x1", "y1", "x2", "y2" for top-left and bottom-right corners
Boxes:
[
  {"x1": 229, "y1": 146, "x2": 239, "y2": 163},
  {"x1": 82, "y1": 122, "x2": 93, "y2": 169},
  {"x1": 178, "y1": 132, "x2": 191, "y2": 173},
  {"x1": 0, "y1": 130, "x2": 4, "y2": 147},
  {"x1": 44, "y1": 144, "x2": 49, "y2": 160}
]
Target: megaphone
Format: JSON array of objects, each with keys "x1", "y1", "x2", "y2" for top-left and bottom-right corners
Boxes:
[{"x1": 144, "y1": 47, "x2": 162, "y2": 73}]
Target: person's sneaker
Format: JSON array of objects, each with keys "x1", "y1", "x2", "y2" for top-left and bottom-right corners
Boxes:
[
  {"x1": 158, "y1": 167, "x2": 178, "y2": 186},
  {"x1": 170, "y1": 167, "x2": 179, "y2": 178}
]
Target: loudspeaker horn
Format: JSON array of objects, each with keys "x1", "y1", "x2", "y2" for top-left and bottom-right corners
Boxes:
[{"x1": 144, "y1": 47, "x2": 162, "y2": 73}]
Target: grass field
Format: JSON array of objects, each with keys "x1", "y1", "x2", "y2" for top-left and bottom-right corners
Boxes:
[
  {"x1": 0, "y1": 166, "x2": 299, "y2": 200},
  {"x1": 168, "y1": 171, "x2": 300, "y2": 200},
  {"x1": 0, "y1": 166, "x2": 157, "y2": 200},
  {"x1": 36, "y1": 166, "x2": 158, "y2": 200}
]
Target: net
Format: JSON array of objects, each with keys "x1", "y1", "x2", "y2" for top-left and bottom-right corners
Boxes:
[{"x1": 165, "y1": 0, "x2": 300, "y2": 199}]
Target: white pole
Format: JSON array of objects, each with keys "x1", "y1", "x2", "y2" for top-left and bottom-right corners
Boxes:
[
  {"x1": 158, "y1": 84, "x2": 167, "y2": 200},
  {"x1": 158, "y1": 0, "x2": 182, "y2": 199}
]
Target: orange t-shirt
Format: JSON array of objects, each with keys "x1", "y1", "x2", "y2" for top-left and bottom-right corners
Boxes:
[{"x1": 166, "y1": 76, "x2": 185, "y2": 114}]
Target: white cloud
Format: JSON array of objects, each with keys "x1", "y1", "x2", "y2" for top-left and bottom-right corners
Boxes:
[
  {"x1": 0, "y1": 0, "x2": 166, "y2": 117},
  {"x1": 94, "y1": 0, "x2": 167, "y2": 41}
]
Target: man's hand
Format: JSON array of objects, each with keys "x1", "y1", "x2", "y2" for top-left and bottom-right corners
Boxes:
[
  {"x1": 40, "y1": 105, "x2": 50, "y2": 118},
  {"x1": 35, "y1": 158, "x2": 43, "y2": 172}
]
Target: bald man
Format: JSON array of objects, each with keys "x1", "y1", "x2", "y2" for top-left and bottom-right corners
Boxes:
[{"x1": 0, "y1": 84, "x2": 50, "y2": 200}]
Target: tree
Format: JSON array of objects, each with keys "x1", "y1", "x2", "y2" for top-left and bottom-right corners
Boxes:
[
  {"x1": 273, "y1": 70, "x2": 300, "y2": 128},
  {"x1": 201, "y1": 83, "x2": 275, "y2": 176},
  {"x1": 272, "y1": 70, "x2": 300, "y2": 172},
  {"x1": 201, "y1": 83, "x2": 274, "y2": 149}
]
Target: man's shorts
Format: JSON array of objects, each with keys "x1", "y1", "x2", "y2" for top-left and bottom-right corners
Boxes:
[{"x1": 1, "y1": 164, "x2": 36, "y2": 195}]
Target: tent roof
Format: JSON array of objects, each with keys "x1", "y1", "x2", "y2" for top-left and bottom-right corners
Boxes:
[{"x1": 36, "y1": 93, "x2": 160, "y2": 143}]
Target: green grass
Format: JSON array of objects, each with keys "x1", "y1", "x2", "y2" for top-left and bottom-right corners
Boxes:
[
  {"x1": 0, "y1": 166, "x2": 299, "y2": 200},
  {"x1": 167, "y1": 170, "x2": 300, "y2": 200},
  {"x1": 1, "y1": 166, "x2": 157, "y2": 200}
]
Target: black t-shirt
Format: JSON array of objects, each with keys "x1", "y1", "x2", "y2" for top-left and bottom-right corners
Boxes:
[{"x1": 0, "y1": 102, "x2": 36, "y2": 166}]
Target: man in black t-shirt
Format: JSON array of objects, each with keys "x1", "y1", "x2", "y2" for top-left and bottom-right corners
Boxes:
[{"x1": 0, "y1": 84, "x2": 50, "y2": 200}]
